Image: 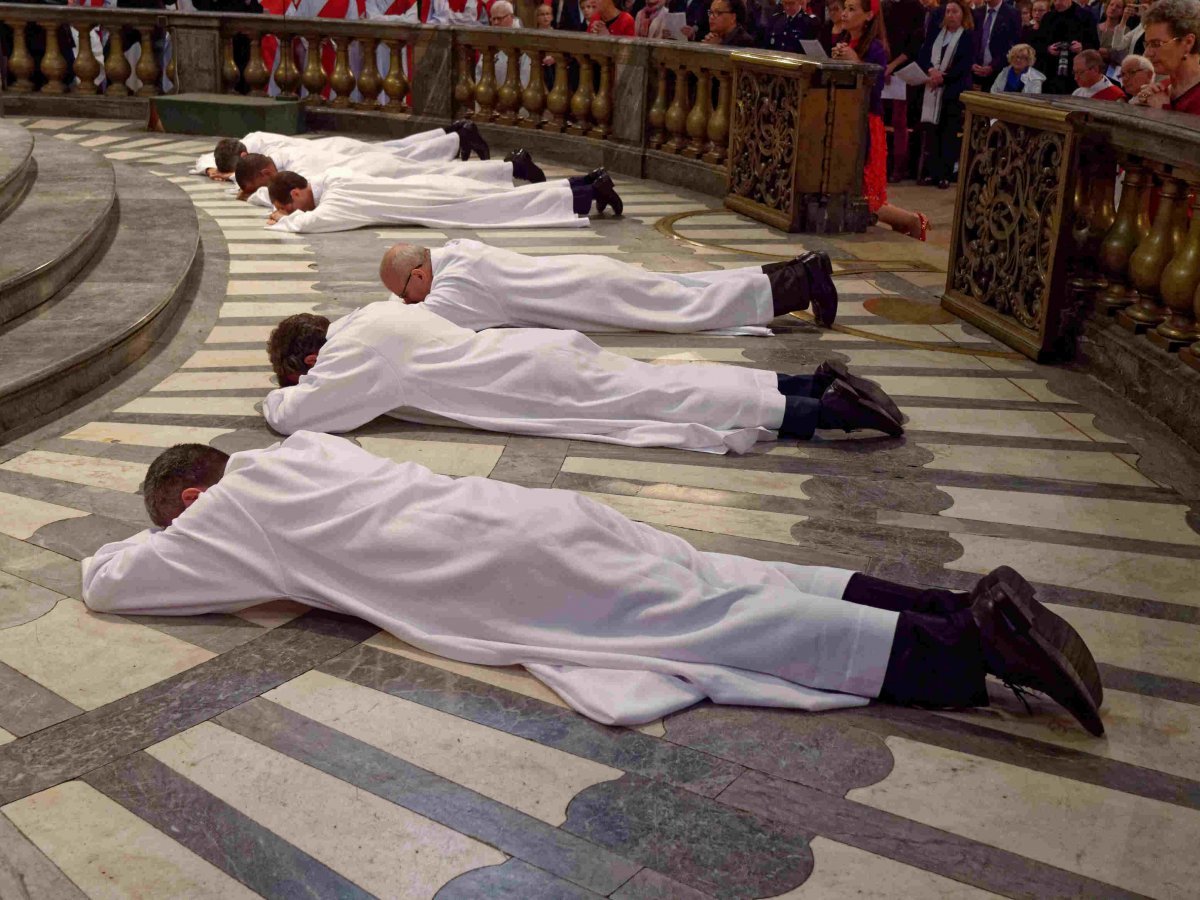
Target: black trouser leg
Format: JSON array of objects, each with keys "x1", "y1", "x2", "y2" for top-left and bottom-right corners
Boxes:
[
  {"x1": 569, "y1": 176, "x2": 594, "y2": 215},
  {"x1": 877, "y1": 608, "x2": 989, "y2": 708},
  {"x1": 843, "y1": 572, "x2": 971, "y2": 615},
  {"x1": 776, "y1": 372, "x2": 820, "y2": 398},
  {"x1": 779, "y1": 394, "x2": 819, "y2": 439}
]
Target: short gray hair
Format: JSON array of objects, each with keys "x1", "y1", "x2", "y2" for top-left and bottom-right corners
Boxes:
[
  {"x1": 379, "y1": 243, "x2": 427, "y2": 293},
  {"x1": 1143, "y1": 0, "x2": 1200, "y2": 47},
  {"x1": 1122, "y1": 53, "x2": 1155, "y2": 72},
  {"x1": 491, "y1": 0, "x2": 514, "y2": 17}
]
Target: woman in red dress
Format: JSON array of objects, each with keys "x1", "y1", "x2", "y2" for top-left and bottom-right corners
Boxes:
[{"x1": 832, "y1": 0, "x2": 930, "y2": 240}]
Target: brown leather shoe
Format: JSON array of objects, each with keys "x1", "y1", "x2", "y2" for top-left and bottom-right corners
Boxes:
[
  {"x1": 817, "y1": 380, "x2": 904, "y2": 437},
  {"x1": 974, "y1": 566, "x2": 1103, "y2": 707},
  {"x1": 971, "y1": 578, "x2": 1104, "y2": 736},
  {"x1": 814, "y1": 359, "x2": 903, "y2": 424}
]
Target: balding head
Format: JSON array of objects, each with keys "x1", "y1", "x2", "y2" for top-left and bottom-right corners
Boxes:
[{"x1": 380, "y1": 243, "x2": 433, "y2": 303}]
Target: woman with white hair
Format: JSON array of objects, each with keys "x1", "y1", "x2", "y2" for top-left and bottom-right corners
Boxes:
[
  {"x1": 990, "y1": 41, "x2": 1047, "y2": 91},
  {"x1": 1131, "y1": 0, "x2": 1200, "y2": 112}
]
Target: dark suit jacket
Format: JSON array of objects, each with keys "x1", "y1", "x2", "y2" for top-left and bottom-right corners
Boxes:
[
  {"x1": 552, "y1": 0, "x2": 589, "y2": 31},
  {"x1": 917, "y1": 26, "x2": 975, "y2": 117},
  {"x1": 973, "y1": 1, "x2": 1022, "y2": 69}
]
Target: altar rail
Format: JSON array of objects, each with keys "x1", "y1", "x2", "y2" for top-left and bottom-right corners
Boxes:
[{"x1": 0, "y1": 4, "x2": 877, "y2": 232}]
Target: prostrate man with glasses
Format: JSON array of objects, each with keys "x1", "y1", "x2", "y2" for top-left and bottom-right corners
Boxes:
[{"x1": 703, "y1": 0, "x2": 758, "y2": 44}]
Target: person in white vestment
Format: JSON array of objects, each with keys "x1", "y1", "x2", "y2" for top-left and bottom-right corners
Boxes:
[
  {"x1": 262, "y1": 166, "x2": 623, "y2": 233},
  {"x1": 379, "y1": 239, "x2": 841, "y2": 330},
  {"x1": 197, "y1": 120, "x2": 491, "y2": 181},
  {"x1": 260, "y1": 303, "x2": 905, "y2": 450},
  {"x1": 81, "y1": 433, "x2": 1104, "y2": 734}
]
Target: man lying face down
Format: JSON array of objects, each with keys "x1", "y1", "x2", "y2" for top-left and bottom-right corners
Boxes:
[
  {"x1": 81, "y1": 431, "x2": 1104, "y2": 734},
  {"x1": 261, "y1": 303, "x2": 904, "y2": 452}
]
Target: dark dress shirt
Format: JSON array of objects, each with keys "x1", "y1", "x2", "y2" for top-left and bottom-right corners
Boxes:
[{"x1": 762, "y1": 9, "x2": 818, "y2": 52}]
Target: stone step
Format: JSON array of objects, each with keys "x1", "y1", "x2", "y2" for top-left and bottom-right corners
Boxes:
[
  {"x1": 0, "y1": 121, "x2": 35, "y2": 224},
  {"x1": 0, "y1": 161, "x2": 200, "y2": 440},
  {"x1": 0, "y1": 135, "x2": 116, "y2": 327}
]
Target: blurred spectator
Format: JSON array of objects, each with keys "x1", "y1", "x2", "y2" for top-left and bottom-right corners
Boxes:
[
  {"x1": 475, "y1": 1, "x2": 531, "y2": 87},
  {"x1": 703, "y1": 0, "x2": 757, "y2": 42},
  {"x1": 819, "y1": 0, "x2": 847, "y2": 48},
  {"x1": 762, "y1": 0, "x2": 819, "y2": 51},
  {"x1": 589, "y1": 0, "x2": 637, "y2": 33},
  {"x1": 536, "y1": 2, "x2": 555, "y2": 26},
  {"x1": 677, "y1": 0, "x2": 713, "y2": 42},
  {"x1": 1131, "y1": 0, "x2": 1200, "y2": 112},
  {"x1": 1072, "y1": 46, "x2": 1126, "y2": 94},
  {"x1": 884, "y1": 0, "x2": 925, "y2": 69},
  {"x1": 1119, "y1": 51, "x2": 1155, "y2": 94},
  {"x1": 1111, "y1": 1, "x2": 1149, "y2": 57},
  {"x1": 972, "y1": 0, "x2": 1022, "y2": 88},
  {"x1": 551, "y1": 0, "x2": 590, "y2": 30},
  {"x1": 1083, "y1": 0, "x2": 1105, "y2": 23},
  {"x1": 1021, "y1": 0, "x2": 1048, "y2": 41},
  {"x1": 1099, "y1": 0, "x2": 1133, "y2": 64},
  {"x1": 635, "y1": 0, "x2": 671, "y2": 35},
  {"x1": 990, "y1": 40, "x2": 1046, "y2": 89},
  {"x1": 1033, "y1": 0, "x2": 1100, "y2": 93},
  {"x1": 833, "y1": 0, "x2": 930, "y2": 240},
  {"x1": 917, "y1": 0, "x2": 974, "y2": 189}
]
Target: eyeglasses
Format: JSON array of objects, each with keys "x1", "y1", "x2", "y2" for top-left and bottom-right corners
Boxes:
[
  {"x1": 398, "y1": 264, "x2": 421, "y2": 299},
  {"x1": 1144, "y1": 36, "x2": 1182, "y2": 50},
  {"x1": 708, "y1": 6, "x2": 733, "y2": 14}
]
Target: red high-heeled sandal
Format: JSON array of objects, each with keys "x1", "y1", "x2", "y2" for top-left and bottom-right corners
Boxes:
[{"x1": 913, "y1": 212, "x2": 930, "y2": 242}]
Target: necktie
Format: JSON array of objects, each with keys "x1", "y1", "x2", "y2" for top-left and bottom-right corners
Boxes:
[{"x1": 982, "y1": 7, "x2": 996, "y2": 66}]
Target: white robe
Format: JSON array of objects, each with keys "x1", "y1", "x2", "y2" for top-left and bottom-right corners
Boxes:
[
  {"x1": 417, "y1": 239, "x2": 775, "y2": 333},
  {"x1": 267, "y1": 168, "x2": 586, "y2": 234},
  {"x1": 262, "y1": 302, "x2": 785, "y2": 453},
  {"x1": 81, "y1": 432, "x2": 896, "y2": 724}
]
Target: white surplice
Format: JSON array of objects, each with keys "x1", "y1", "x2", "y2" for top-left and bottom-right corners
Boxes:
[
  {"x1": 416, "y1": 239, "x2": 774, "y2": 333},
  {"x1": 266, "y1": 168, "x2": 586, "y2": 233},
  {"x1": 262, "y1": 302, "x2": 784, "y2": 453},
  {"x1": 82, "y1": 432, "x2": 896, "y2": 724}
]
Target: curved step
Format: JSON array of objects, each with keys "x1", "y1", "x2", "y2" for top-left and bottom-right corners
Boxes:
[
  {"x1": 0, "y1": 136, "x2": 117, "y2": 326},
  {"x1": 0, "y1": 162, "x2": 200, "y2": 440},
  {"x1": 0, "y1": 121, "x2": 35, "y2": 223}
]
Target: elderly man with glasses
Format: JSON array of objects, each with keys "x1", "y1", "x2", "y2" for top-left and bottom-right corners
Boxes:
[
  {"x1": 475, "y1": 0, "x2": 532, "y2": 89},
  {"x1": 702, "y1": 0, "x2": 758, "y2": 44}
]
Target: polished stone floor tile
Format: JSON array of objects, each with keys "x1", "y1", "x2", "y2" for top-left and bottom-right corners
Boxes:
[
  {"x1": 356, "y1": 436, "x2": 505, "y2": 477},
  {"x1": 182, "y1": 349, "x2": 271, "y2": 368},
  {"x1": 580, "y1": 491, "x2": 805, "y2": 544},
  {"x1": 822, "y1": 324, "x2": 957, "y2": 343},
  {"x1": 153, "y1": 371, "x2": 276, "y2": 392},
  {"x1": 784, "y1": 837, "x2": 1001, "y2": 898},
  {"x1": 904, "y1": 408, "x2": 1095, "y2": 440},
  {"x1": 205, "y1": 325, "x2": 275, "y2": 344},
  {"x1": 920, "y1": 443, "x2": 1154, "y2": 486},
  {"x1": 0, "y1": 813, "x2": 88, "y2": 900},
  {"x1": 562, "y1": 457, "x2": 813, "y2": 499},
  {"x1": 265, "y1": 670, "x2": 622, "y2": 826},
  {"x1": 0, "y1": 450, "x2": 147, "y2": 493},
  {"x1": 228, "y1": 259, "x2": 318, "y2": 274},
  {"x1": 0, "y1": 600, "x2": 213, "y2": 710},
  {"x1": 225, "y1": 242, "x2": 312, "y2": 255},
  {"x1": 947, "y1": 533, "x2": 1200, "y2": 606},
  {"x1": 0, "y1": 491, "x2": 88, "y2": 540},
  {"x1": 868, "y1": 376, "x2": 1035, "y2": 401},
  {"x1": 940, "y1": 485, "x2": 1200, "y2": 546},
  {"x1": 116, "y1": 396, "x2": 261, "y2": 417},
  {"x1": 62, "y1": 421, "x2": 235, "y2": 448},
  {"x1": 231, "y1": 598, "x2": 311, "y2": 629},
  {"x1": 0, "y1": 726, "x2": 13, "y2": 745},
  {"x1": 847, "y1": 736, "x2": 1200, "y2": 899},
  {"x1": 1051, "y1": 603, "x2": 1200, "y2": 683},
  {"x1": 835, "y1": 349, "x2": 994, "y2": 370},
  {"x1": 2, "y1": 781, "x2": 260, "y2": 899},
  {"x1": 219, "y1": 301, "x2": 328, "y2": 318},
  {"x1": 436, "y1": 858, "x2": 603, "y2": 899},
  {"x1": 149, "y1": 721, "x2": 507, "y2": 897},
  {"x1": 0, "y1": 570, "x2": 61, "y2": 630}
]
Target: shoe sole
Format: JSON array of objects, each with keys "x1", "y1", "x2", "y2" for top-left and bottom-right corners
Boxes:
[
  {"x1": 835, "y1": 380, "x2": 904, "y2": 438},
  {"x1": 982, "y1": 566, "x2": 1103, "y2": 708},
  {"x1": 812, "y1": 252, "x2": 838, "y2": 328},
  {"x1": 989, "y1": 582, "x2": 1104, "y2": 736},
  {"x1": 821, "y1": 360, "x2": 904, "y2": 424}
]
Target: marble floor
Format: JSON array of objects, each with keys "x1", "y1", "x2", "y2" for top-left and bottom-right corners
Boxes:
[{"x1": 2, "y1": 115, "x2": 1200, "y2": 900}]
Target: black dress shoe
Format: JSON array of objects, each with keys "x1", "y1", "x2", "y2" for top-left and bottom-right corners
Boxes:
[
  {"x1": 761, "y1": 250, "x2": 821, "y2": 276},
  {"x1": 937, "y1": 179, "x2": 950, "y2": 190},
  {"x1": 592, "y1": 172, "x2": 623, "y2": 216},
  {"x1": 816, "y1": 380, "x2": 904, "y2": 437},
  {"x1": 800, "y1": 251, "x2": 837, "y2": 327},
  {"x1": 814, "y1": 359, "x2": 902, "y2": 423},
  {"x1": 445, "y1": 118, "x2": 471, "y2": 134},
  {"x1": 456, "y1": 121, "x2": 490, "y2": 161},
  {"x1": 974, "y1": 566, "x2": 1103, "y2": 707},
  {"x1": 767, "y1": 263, "x2": 810, "y2": 317},
  {"x1": 504, "y1": 148, "x2": 546, "y2": 183},
  {"x1": 584, "y1": 167, "x2": 607, "y2": 184},
  {"x1": 970, "y1": 578, "x2": 1104, "y2": 736}
]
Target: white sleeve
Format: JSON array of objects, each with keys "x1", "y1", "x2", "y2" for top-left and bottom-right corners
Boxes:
[
  {"x1": 262, "y1": 340, "x2": 405, "y2": 434},
  {"x1": 190, "y1": 152, "x2": 216, "y2": 175},
  {"x1": 265, "y1": 196, "x2": 358, "y2": 234},
  {"x1": 248, "y1": 186, "x2": 273, "y2": 209},
  {"x1": 82, "y1": 502, "x2": 283, "y2": 616},
  {"x1": 426, "y1": 0, "x2": 448, "y2": 23}
]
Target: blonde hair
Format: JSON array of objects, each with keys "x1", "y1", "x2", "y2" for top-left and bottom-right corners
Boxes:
[{"x1": 1008, "y1": 42, "x2": 1035, "y2": 65}]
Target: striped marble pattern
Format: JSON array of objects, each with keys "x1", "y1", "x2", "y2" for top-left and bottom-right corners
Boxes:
[{"x1": 2, "y1": 115, "x2": 1199, "y2": 900}]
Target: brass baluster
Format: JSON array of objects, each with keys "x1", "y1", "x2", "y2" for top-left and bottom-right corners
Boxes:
[
  {"x1": 683, "y1": 66, "x2": 710, "y2": 158},
  {"x1": 1150, "y1": 179, "x2": 1200, "y2": 350},
  {"x1": 221, "y1": 35, "x2": 240, "y2": 92},
  {"x1": 703, "y1": 69, "x2": 731, "y2": 164},
  {"x1": 520, "y1": 47, "x2": 546, "y2": 128},
  {"x1": 302, "y1": 35, "x2": 326, "y2": 101},
  {"x1": 135, "y1": 30, "x2": 160, "y2": 95},
  {"x1": 589, "y1": 54, "x2": 612, "y2": 139},
  {"x1": 242, "y1": 32, "x2": 269, "y2": 96},
  {"x1": 356, "y1": 38, "x2": 382, "y2": 108},
  {"x1": 273, "y1": 34, "x2": 300, "y2": 98},
  {"x1": 73, "y1": 23, "x2": 101, "y2": 94},
  {"x1": 664, "y1": 64, "x2": 689, "y2": 153},
  {"x1": 104, "y1": 27, "x2": 132, "y2": 96},
  {"x1": 39, "y1": 21, "x2": 68, "y2": 93},
  {"x1": 384, "y1": 41, "x2": 409, "y2": 108},
  {"x1": 329, "y1": 40, "x2": 354, "y2": 106},
  {"x1": 647, "y1": 63, "x2": 669, "y2": 149},
  {"x1": 6, "y1": 22, "x2": 34, "y2": 92},
  {"x1": 567, "y1": 53, "x2": 593, "y2": 135},
  {"x1": 1120, "y1": 174, "x2": 1182, "y2": 332},
  {"x1": 453, "y1": 44, "x2": 474, "y2": 115},
  {"x1": 1095, "y1": 164, "x2": 1150, "y2": 314},
  {"x1": 475, "y1": 46, "x2": 499, "y2": 120},
  {"x1": 496, "y1": 47, "x2": 522, "y2": 125},
  {"x1": 545, "y1": 52, "x2": 569, "y2": 131}
]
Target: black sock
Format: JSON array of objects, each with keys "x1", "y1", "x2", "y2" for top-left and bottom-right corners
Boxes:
[
  {"x1": 570, "y1": 180, "x2": 594, "y2": 215},
  {"x1": 843, "y1": 573, "x2": 971, "y2": 615},
  {"x1": 776, "y1": 372, "x2": 819, "y2": 398},
  {"x1": 779, "y1": 395, "x2": 819, "y2": 439},
  {"x1": 877, "y1": 608, "x2": 989, "y2": 708}
]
